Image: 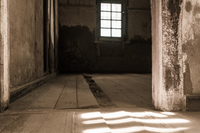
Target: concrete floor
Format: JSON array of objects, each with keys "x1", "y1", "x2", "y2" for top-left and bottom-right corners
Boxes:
[{"x1": 0, "y1": 74, "x2": 200, "y2": 133}]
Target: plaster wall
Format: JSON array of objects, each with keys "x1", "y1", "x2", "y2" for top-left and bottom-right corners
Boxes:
[
  {"x1": 9, "y1": 0, "x2": 44, "y2": 88},
  {"x1": 182, "y1": 0, "x2": 200, "y2": 94},
  {"x1": 58, "y1": 0, "x2": 152, "y2": 73},
  {"x1": 128, "y1": 0, "x2": 151, "y2": 40},
  {"x1": 8, "y1": 0, "x2": 58, "y2": 89}
]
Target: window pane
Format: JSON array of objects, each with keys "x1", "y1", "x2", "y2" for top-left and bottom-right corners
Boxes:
[
  {"x1": 112, "y1": 4, "x2": 121, "y2": 12},
  {"x1": 101, "y1": 3, "x2": 111, "y2": 11},
  {"x1": 112, "y1": 29, "x2": 121, "y2": 37},
  {"x1": 101, "y1": 12, "x2": 111, "y2": 19},
  {"x1": 101, "y1": 20, "x2": 111, "y2": 28},
  {"x1": 101, "y1": 29, "x2": 111, "y2": 37},
  {"x1": 112, "y1": 21, "x2": 121, "y2": 28},
  {"x1": 112, "y1": 13, "x2": 121, "y2": 20}
]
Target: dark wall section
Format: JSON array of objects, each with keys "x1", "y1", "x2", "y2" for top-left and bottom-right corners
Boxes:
[
  {"x1": 59, "y1": 26, "x2": 96, "y2": 72},
  {"x1": 58, "y1": 0, "x2": 152, "y2": 73}
]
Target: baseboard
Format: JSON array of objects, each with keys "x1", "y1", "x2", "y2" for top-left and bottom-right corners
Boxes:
[
  {"x1": 186, "y1": 94, "x2": 200, "y2": 111},
  {"x1": 10, "y1": 72, "x2": 57, "y2": 103}
]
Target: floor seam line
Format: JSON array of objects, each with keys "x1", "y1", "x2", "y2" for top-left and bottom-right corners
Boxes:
[{"x1": 53, "y1": 81, "x2": 66, "y2": 109}]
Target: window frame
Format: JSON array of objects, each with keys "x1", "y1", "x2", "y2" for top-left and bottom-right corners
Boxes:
[{"x1": 97, "y1": 0, "x2": 126, "y2": 42}]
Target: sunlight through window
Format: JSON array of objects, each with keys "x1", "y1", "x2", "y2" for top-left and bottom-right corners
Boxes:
[
  {"x1": 131, "y1": 118, "x2": 190, "y2": 124},
  {"x1": 83, "y1": 119, "x2": 105, "y2": 124},
  {"x1": 81, "y1": 112, "x2": 102, "y2": 119},
  {"x1": 161, "y1": 112, "x2": 176, "y2": 115},
  {"x1": 81, "y1": 111, "x2": 190, "y2": 133},
  {"x1": 128, "y1": 112, "x2": 168, "y2": 118},
  {"x1": 110, "y1": 126, "x2": 190, "y2": 133},
  {"x1": 102, "y1": 111, "x2": 128, "y2": 119},
  {"x1": 100, "y1": 3, "x2": 122, "y2": 37}
]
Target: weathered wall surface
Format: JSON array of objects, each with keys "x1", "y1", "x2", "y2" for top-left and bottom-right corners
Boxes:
[
  {"x1": 152, "y1": 0, "x2": 185, "y2": 111},
  {"x1": 162, "y1": 0, "x2": 184, "y2": 111},
  {"x1": 8, "y1": 0, "x2": 58, "y2": 89},
  {"x1": 9, "y1": 0, "x2": 44, "y2": 88},
  {"x1": 128, "y1": 0, "x2": 151, "y2": 40},
  {"x1": 182, "y1": 0, "x2": 200, "y2": 94},
  {"x1": 58, "y1": 0, "x2": 152, "y2": 73}
]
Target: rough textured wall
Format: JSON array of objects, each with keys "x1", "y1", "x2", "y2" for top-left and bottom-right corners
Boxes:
[
  {"x1": 58, "y1": 0, "x2": 151, "y2": 73},
  {"x1": 9, "y1": 0, "x2": 44, "y2": 88},
  {"x1": 162, "y1": 0, "x2": 184, "y2": 111},
  {"x1": 152, "y1": 0, "x2": 186, "y2": 111},
  {"x1": 182, "y1": 0, "x2": 200, "y2": 94}
]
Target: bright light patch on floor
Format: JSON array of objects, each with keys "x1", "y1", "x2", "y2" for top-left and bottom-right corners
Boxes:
[
  {"x1": 111, "y1": 126, "x2": 144, "y2": 132},
  {"x1": 110, "y1": 126, "x2": 190, "y2": 133},
  {"x1": 106, "y1": 118, "x2": 134, "y2": 124},
  {"x1": 161, "y1": 112, "x2": 176, "y2": 115},
  {"x1": 81, "y1": 111, "x2": 191, "y2": 133},
  {"x1": 102, "y1": 111, "x2": 128, "y2": 119},
  {"x1": 145, "y1": 112, "x2": 168, "y2": 117},
  {"x1": 83, "y1": 119, "x2": 105, "y2": 124},
  {"x1": 128, "y1": 112, "x2": 167, "y2": 118},
  {"x1": 83, "y1": 127, "x2": 111, "y2": 133},
  {"x1": 133, "y1": 118, "x2": 190, "y2": 124},
  {"x1": 81, "y1": 112, "x2": 101, "y2": 119}
]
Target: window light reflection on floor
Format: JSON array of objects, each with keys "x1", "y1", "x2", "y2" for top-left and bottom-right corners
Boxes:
[
  {"x1": 83, "y1": 127, "x2": 111, "y2": 133},
  {"x1": 110, "y1": 126, "x2": 190, "y2": 133},
  {"x1": 83, "y1": 126, "x2": 190, "y2": 133},
  {"x1": 82, "y1": 111, "x2": 170, "y2": 119},
  {"x1": 83, "y1": 118, "x2": 189, "y2": 125},
  {"x1": 81, "y1": 111, "x2": 190, "y2": 133},
  {"x1": 161, "y1": 112, "x2": 176, "y2": 115},
  {"x1": 101, "y1": 111, "x2": 129, "y2": 119},
  {"x1": 83, "y1": 119, "x2": 105, "y2": 124},
  {"x1": 81, "y1": 112, "x2": 102, "y2": 119},
  {"x1": 128, "y1": 112, "x2": 168, "y2": 118}
]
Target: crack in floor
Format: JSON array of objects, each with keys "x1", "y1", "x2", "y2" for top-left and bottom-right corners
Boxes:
[{"x1": 83, "y1": 74, "x2": 117, "y2": 108}]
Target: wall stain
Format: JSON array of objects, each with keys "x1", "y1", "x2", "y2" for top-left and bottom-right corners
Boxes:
[
  {"x1": 185, "y1": 1, "x2": 192, "y2": 12},
  {"x1": 165, "y1": 69, "x2": 173, "y2": 90},
  {"x1": 184, "y1": 63, "x2": 193, "y2": 94},
  {"x1": 167, "y1": 0, "x2": 182, "y2": 39},
  {"x1": 162, "y1": 0, "x2": 183, "y2": 90}
]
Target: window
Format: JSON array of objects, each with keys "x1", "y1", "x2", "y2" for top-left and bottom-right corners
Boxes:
[{"x1": 100, "y1": 2, "x2": 122, "y2": 38}]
